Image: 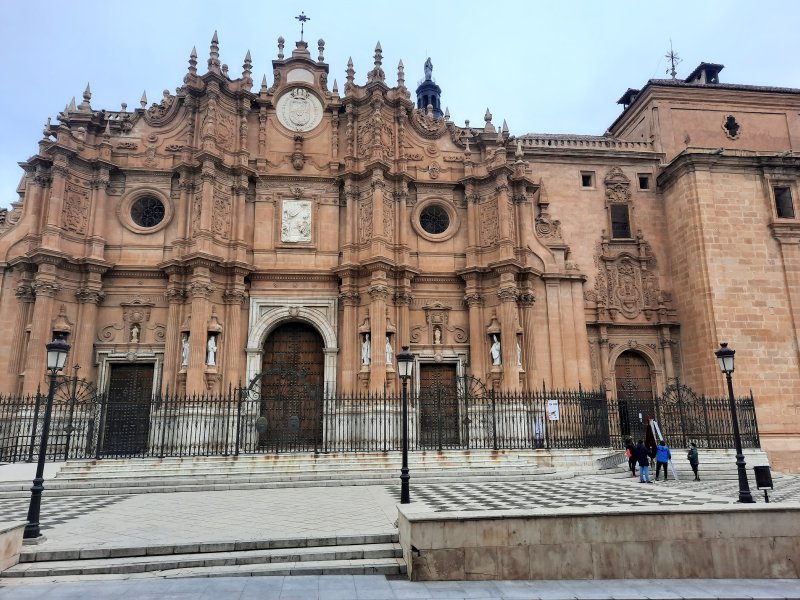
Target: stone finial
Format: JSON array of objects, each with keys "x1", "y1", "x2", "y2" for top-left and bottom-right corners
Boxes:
[
  {"x1": 318, "y1": 39, "x2": 325, "y2": 61},
  {"x1": 242, "y1": 50, "x2": 252, "y2": 86},
  {"x1": 140, "y1": 91, "x2": 147, "y2": 109},
  {"x1": 261, "y1": 74, "x2": 268, "y2": 92},
  {"x1": 43, "y1": 117, "x2": 52, "y2": 138},
  {"x1": 188, "y1": 46, "x2": 198, "y2": 77},
  {"x1": 484, "y1": 108, "x2": 492, "y2": 123},
  {"x1": 397, "y1": 60, "x2": 405, "y2": 89},
  {"x1": 374, "y1": 41, "x2": 382, "y2": 68},
  {"x1": 332, "y1": 79, "x2": 339, "y2": 95},
  {"x1": 515, "y1": 139, "x2": 524, "y2": 159},
  {"x1": 277, "y1": 36, "x2": 285, "y2": 59},
  {"x1": 103, "y1": 118, "x2": 111, "y2": 141},
  {"x1": 502, "y1": 119, "x2": 508, "y2": 133},
  {"x1": 444, "y1": 107, "x2": 450, "y2": 121},
  {"x1": 496, "y1": 128, "x2": 503, "y2": 143},
  {"x1": 484, "y1": 108, "x2": 496, "y2": 133},
  {"x1": 120, "y1": 102, "x2": 127, "y2": 115},
  {"x1": 346, "y1": 57, "x2": 355, "y2": 87},
  {"x1": 222, "y1": 64, "x2": 229, "y2": 77},
  {"x1": 68, "y1": 96, "x2": 77, "y2": 112},
  {"x1": 79, "y1": 83, "x2": 92, "y2": 111},
  {"x1": 208, "y1": 30, "x2": 221, "y2": 73},
  {"x1": 367, "y1": 42, "x2": 385, "y2": 83}
]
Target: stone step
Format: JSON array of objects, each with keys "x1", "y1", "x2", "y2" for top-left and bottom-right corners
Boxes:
[{"x1": 7, "y1": 542, "x2": 403, "y2": 577}]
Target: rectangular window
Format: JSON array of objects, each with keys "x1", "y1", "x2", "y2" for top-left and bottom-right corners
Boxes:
[
  {"x1": 581, "y1": 172, "x2": 594, "y2": 188},
  {"x1": 638, "y1": 174, "x2": 651, "y2": 190},
  {"x1": 610, "y1": 204, "x2": 631, "y2": 239},
  {"x1": 774, "y1": 186, "x2": 795, "y2": 219}
]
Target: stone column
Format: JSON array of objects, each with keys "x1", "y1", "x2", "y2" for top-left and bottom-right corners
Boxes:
[
  {"x1": 223, "y1": 283, "x2": 248, "y2": 388},
  {"x1": 368, "y1": 276, "x2": 389, "y2": 393},
  {"x1": 42, "y1": 155, "x2": 69, "y2": 249},
  {"x1": 598, "y1": 325, "x2": 611, "y2": 393},
  {"x1": 395, "y1": 287, "x2": 413, "y2": 350},
  {"x1": 660, "y1": 325, "x2": 675, "y2": 385},
  {"x1": 22, "y1": 268, "x2": 61, "y2": 394},
  {"x1": 495, "y1": 174, "x2": 515, "y2": 261},
  {"x1": 464, "y1": 292, "x2": 484, "y2": 383},
  {"x1": 370, "y1": 170, "x2": 386, "y2": 256},
  {"x1": 87, "y1": 168, "x2": 110, "y2": 261},
  {"x1": 545, "y1": 280, "x2": 565, "y2": 388},
  {"x1": 338, "y1": 284, "x2": 359, "y2": 394},
  {"x1": 176, "y1": 169, "x2": 192, "y2": 239},
  {"x1": 518, "y1": 289, "x2": 536, "y2": 391},
  {"x1": 497, "y1": 285, "x2": 521, "y2": 392},
  {"x1": 7, "y1": 281, "x2": 35, "y2": 391},
  {"x1": 73, "y1": 274, "x2": 104, "y2": 379},
  {"x1": 161, "y1": 276, "x2": 186, "y2": 393},
  {"x1": 187, "y1": 270, "x2": 212, "y2": 395}
]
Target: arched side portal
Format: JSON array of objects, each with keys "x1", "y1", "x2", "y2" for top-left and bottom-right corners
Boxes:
[
  {"x1": 246, "y1": 297, "x2": 338, "y2": 395},
  {"x1": 613, "y1": 350, "x2": 656, "y2": 441}
]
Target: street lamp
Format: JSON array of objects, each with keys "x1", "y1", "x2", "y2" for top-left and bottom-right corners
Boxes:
[
  {"x1": 714, "y1": 342, "x2": 754, "y2": 504},
  {"x1": 397, "y1": 345, "x2": 414, "y2": 504},
  {"x1": 24, "y1": 335, "x2": 70, "y2": 539}
]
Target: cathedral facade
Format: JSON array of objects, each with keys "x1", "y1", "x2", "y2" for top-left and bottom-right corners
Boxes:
[{"x1": 1, "y1": 35, "x2": 799, "y2": 469}]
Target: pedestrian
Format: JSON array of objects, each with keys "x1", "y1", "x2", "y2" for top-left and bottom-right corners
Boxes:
[
  {"x1": 634, "y1": 439, "x2": 652, "y2": 483},
  {"x1": 655, "y1": 440, "x2": 671, "y2": 480},
  {"x1": 687, "y1": 442, "x2": 700, "y2": 480},
  {"x1": 625, "y1": 437, "x2": 637, "y2": 477}
]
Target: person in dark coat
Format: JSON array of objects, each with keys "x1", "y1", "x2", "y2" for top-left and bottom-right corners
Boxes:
[
  {"x1": 687, "y1": 442, "x2": 700, "y2": 480},
  {"x1": 625, "y1": 437, "x2": 637, "y2": 477},
  {"x1": 634, "y1": 439, "x2": 652, "y2": 483}
]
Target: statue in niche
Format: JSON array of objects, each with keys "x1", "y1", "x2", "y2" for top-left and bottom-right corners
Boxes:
[
  {"x1": 385, "y1": 336, "x2": 393, "y2": 365},
  {"x1": 433, "y1": 326, "x2": 442, "y2": 345},
  {"x1": 130, "y1": 323, "x2": 140, "y2": 344},
  {"x1": 181, "y1": 334, "x2": 189, "y2": 367},
  {"x1": 517, "y1": 339, "x2": 522, "y2": 366},
  {"x1": 490, "y1": 335, "x2": 501, "y2": 365},
  {"x1": 424, "y1": 57, "x2": 433, "y2": 81},
  {"x1": 362, "y1": 333, "x2": 371, "y2": 365},
  {"x1": 206, "y1": 334, "x2": 217, "y2": 366}
]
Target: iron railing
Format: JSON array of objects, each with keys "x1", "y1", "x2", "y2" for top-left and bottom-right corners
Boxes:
[{"x1": 0, "y1": 384, "x2": 760, "y2": 462}]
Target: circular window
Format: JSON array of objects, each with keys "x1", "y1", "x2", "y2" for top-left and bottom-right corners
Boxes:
[
  {"x1": 130, "y1": 196, "x2": 165, "y2": 228},
  {"x1": 420, "y1": 205, "x2": 450, "y2": 234}
]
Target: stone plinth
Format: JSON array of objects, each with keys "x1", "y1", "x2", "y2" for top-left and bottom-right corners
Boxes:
[
  {"x1": 0, "y1": 522, "x2": 26, "y2": 572},
  {"x1": 398, "y1": 503, "x2": 800, "y2": 580}
]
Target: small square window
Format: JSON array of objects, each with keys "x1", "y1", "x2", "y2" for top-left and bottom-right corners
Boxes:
[
  {"x1": 638, "y1": 175, "x2": 651, "y2": 190},
  {"x1": 774, "y1": 186, "x2": 795, "y2": 219},
  {"x1": 610, "y1": 204, "x2": 631, "y2": 239},
  {"x1": 581, "y1": 172, "x2": 594, "y2": 188}
]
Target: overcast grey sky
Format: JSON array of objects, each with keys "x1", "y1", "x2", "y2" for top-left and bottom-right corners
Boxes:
[{"x1": 1, "y1": 0, "x2": 798, "y2": 206}]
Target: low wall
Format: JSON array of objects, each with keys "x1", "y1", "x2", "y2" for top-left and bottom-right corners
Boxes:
[
  {"x1": 0, "y1": 522, "x2": 26, "y2": 572},
  {"x1": 397, "y1": 503, "x2": 800, "y2": 580}
]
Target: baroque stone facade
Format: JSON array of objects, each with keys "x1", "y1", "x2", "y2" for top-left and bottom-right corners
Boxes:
[{"x1": 1, "y1": 38, "x2": 799, "y2": 469}]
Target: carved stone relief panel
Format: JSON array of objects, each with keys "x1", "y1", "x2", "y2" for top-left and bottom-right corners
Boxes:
[
  {"x1": 276, "y1": 88, "x2": 323, "y2": 133},
  {"x1": 479, "y1": 199, "x2": 499, "y2": 246},
  {"x1": 383, "y1": 201, "x2": 394, "y2": 242},
  {"x1": 212, "y1": 183, "x2": 232, "y2": 239},
  {"x1": 191, "y1": 193, "x2": 202, "y2": 235},
  {"x1": 359, "y1": 198, "x2": 373, "y2": 243},
  {"x1": 62, "y1": 184, "x2": 90, "y2": 234},
  {"x1": 281, "y1": 199, "x2": 312, "y2": 243}
]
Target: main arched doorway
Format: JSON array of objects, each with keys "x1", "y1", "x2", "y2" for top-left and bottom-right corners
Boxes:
[
  {"x1": 614, "y1": 350, "x2": 655, "y2": 440},
  {"x1": 257, "y1": 321, "x2": 325, "y2": 451}
]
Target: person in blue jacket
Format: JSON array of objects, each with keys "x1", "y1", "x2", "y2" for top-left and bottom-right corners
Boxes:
[{"x1": 655, "y1": 440, "x2": 672, "y2": 481}]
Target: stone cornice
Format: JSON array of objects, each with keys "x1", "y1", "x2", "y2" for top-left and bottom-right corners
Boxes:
[{"x1": 658, "y1": 150, "x2": 800, "y2": 191}]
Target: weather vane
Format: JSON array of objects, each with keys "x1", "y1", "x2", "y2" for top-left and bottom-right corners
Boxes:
[
  {"x1": 295, "y1": 12, "x2": 310, "y2": 41},
  {"x1": 665, "y1": 39, "x2": 682, "y2": 80}
]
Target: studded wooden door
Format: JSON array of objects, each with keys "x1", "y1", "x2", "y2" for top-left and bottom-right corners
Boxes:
[
  {"x1": 418, "y1": 363, "x2": 460, "y2": 448},
  {"x1": 259, "y1": 322, "x2": 324, "y2": 451},
  {"x1": 614, "y1": 351, "x2": 655, "y2": 440},
  {"x1": 101, "y1": 363, "x2": 154, "y2": 456}
]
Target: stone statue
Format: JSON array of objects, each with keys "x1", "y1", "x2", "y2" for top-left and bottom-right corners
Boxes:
[
  {"x1": 130, "y1": 323, "x2": 140, "y2": 343},
  {"x1": 517, "y1": 339, "x2": 522, "y2": 366},
  {"x1": 181, "y1": 334, "x2": 189, "y2": 367},
  {"x1": 362, "y1": 333, "x2": 371, "y2": 365},
  {"x1": 206, "y1": 334, "x2": 217, "y2": 366},
  {"x1": 433, "y1": 327, "x2": 441, "y2": 345},
  {"x1": 386, "y1": 336, "x2": 393, "y2": 365},
  {"x1": 490, "y1": 335, "x2": 501, "y2": 365},
  {"x1": 424, "y1": 57, "x2": 433, "y2": 81}
]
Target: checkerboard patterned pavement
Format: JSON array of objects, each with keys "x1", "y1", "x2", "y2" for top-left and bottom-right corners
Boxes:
[{"x1": 0, "y1": 495, "x2": 129, "y2": 532}]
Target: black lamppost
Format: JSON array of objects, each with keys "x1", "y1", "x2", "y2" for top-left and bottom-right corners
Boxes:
[
  {"x1": 714, "y1": 342, "x2": 754, "y2": 504},
  {"x1": 397, "y1": 345, "x2": 414, "y2": 504},
  {"x1": 24, "y1": 336, "x2": 70, "y2": 539}
]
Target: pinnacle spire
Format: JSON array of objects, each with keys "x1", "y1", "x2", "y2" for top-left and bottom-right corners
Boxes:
[
  {"x1": 187, "y1": 46, "x2": 198, "y2": 78},
  {"x1": 242, "y1": 50, "x2": 253, "y2": 86},
  {"x1": 68, "y1": 97, "x2": 77, "y2": 112},
  {"x1": 79, "y1": 83, "x2": 92, "y2": 111},
  {"x1": 208, "y1": 30, "x2": 221, "y2": 74},
  {"x1": 140, "y1": 91, "x2": 147, "y2": 109},
  {"x1": 332, "y1": 79, "x2": 338, "y2": 94},
  {"x1": 346, "y1": 57, "x2": 355, "y2": 87},
  {"x1": 397, "y1": 60, "x2": 405, "y2": 89},
  {"x1": 261, "y1": 74, "x2": 268, "y2": 92}
]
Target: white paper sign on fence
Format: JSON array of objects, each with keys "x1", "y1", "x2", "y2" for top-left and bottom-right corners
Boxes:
[{"x1": 547, "y1": 399, "x2": 560, "y2": 421}]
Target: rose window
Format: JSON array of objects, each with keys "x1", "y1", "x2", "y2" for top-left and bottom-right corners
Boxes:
[
  {"x1": 419, "y1": 205, "x2": 449, "y2": 235},
  {"x1": 130, "y1": 196, "x2": 166, "y2": 228}
]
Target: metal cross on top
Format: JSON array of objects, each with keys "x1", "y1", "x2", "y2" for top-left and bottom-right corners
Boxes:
[
  {"x1": 295, "y1": 12, "x2": 310, "y2": 41},
  {"x1": 665, "y1": 39, "x2": 682, "y2": 80}
]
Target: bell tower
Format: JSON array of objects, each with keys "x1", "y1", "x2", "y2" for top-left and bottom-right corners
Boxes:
[{"x1": 415, "y1": 57, "x2": 442, "y2": 117}]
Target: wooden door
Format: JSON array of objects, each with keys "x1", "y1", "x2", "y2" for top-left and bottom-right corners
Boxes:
[
  {"x1": 102, "y1": 363, "x2": 154, "y2": 456},
  {"x1": 418, "y1": 363, "x2": 460, "y2": 448},
  {"x1": 614, "y1": 351, "x2": 655, "y2": 440},
  {"x1": 259, "y1": 322, "x2": 324, "y2": 451}
]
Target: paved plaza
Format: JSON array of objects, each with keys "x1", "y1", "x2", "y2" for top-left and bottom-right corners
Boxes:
[{"x1": 1, "y1": 472, "x2": 799, "y2": 598}]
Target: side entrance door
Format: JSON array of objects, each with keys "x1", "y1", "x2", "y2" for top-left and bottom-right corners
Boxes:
[
  {"x1": 418, "y1": 363, "x2": 460, "y2": 449},
  {"x1": 101, "y1": 363, "x2": 154, "y2": 456}
]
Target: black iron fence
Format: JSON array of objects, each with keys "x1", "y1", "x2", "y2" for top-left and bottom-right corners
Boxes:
[{"x1": 0, "y1": 382, "x2": 760, "y2": 462}]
